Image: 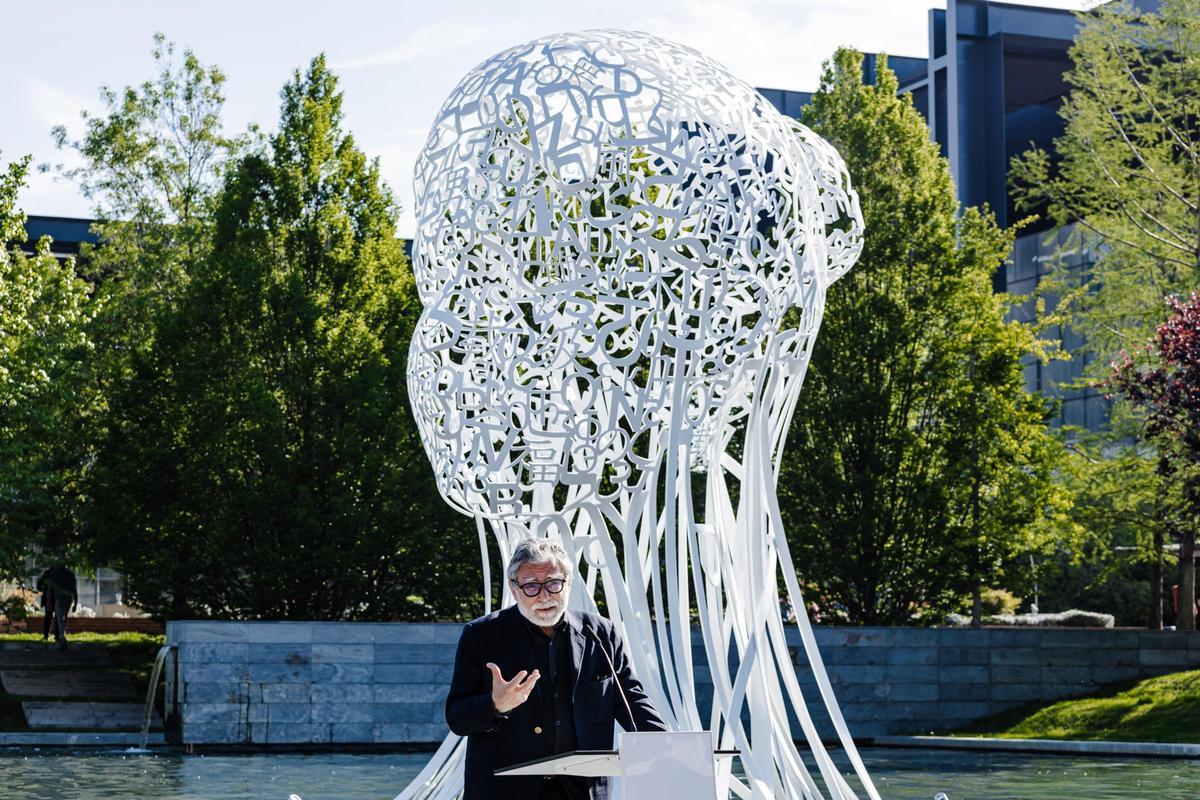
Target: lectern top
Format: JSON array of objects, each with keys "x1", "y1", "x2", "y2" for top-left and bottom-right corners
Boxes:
[{"x1": 495, "y1": 749, "x2": 739, "y2": 779}]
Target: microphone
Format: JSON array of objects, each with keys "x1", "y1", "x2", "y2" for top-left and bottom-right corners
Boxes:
[{"x1": 583, "y1": 624, "x2": 638, "y2": 733}]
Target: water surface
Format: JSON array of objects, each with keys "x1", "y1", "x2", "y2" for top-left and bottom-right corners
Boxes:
[{"x1": 0, "y1": 747, "x2": 1196, "y2": 799}]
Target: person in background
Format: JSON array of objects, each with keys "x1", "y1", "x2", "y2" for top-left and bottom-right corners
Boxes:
[
  {"x1": 43, "y1": 564, "x2": 77, "y2": 649},
  {"x1": 35, "y1": 568, "x2": 55, "y2": 641}
]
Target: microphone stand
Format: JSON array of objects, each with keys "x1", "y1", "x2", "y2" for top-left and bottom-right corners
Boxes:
[{"x1": 582, "y1": 625, "x2": 638, "y2": 733}]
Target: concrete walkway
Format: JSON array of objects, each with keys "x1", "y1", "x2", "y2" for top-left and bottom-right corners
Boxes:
[{"x1": 872, "y1": 734, "x2": 1200, "y2": 758}]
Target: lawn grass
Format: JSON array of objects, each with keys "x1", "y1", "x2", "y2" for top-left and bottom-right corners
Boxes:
[
  {"x1": 961, "y1": 669, "x2": 1200, "y2": 743},
  {"x1": 0, "y1": 632, "x2": 164, "y2": 732}
]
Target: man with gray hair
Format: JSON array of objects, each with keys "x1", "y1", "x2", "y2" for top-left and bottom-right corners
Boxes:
[{"x1": 446, "y1": 537, "x2": 665, "y2": 800}]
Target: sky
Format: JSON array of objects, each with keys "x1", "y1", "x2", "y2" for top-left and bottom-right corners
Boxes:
[{"x1": 1, "y1": 0, "x2": 1090, "y2": 238}]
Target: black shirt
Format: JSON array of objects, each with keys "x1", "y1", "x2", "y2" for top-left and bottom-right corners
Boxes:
[{"x1": 521, "y1": 615, "x2": 586, "y2": 800}]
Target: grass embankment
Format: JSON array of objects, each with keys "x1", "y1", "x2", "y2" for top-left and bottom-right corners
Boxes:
[
  {"x1": 0, "y1": 632, "x2": 163, "y2": 732},
  {"x1": 962, "y1": 669, "x2": 1200, "y2": 743}
]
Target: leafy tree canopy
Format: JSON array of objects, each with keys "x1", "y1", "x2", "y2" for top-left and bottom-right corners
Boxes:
[
  {"x1": 779, "y1": 49, "x2": 1066, "y2": 625},
  {"x1": 0, "y1": 154, "x2": 97, "y2": 578},
  {"x1": 87, "y1": 57, "x2": 479, "y2": 620}
]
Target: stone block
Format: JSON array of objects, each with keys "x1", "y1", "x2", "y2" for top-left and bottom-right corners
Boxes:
[
  {"x1": 886, "y1": 683, "x2": 938, "y2": 702},
  {"x1": 181, "y1": 662, "x2": 250, "y2": 683},
  {"x1": 937, "y1": 665, "x2": 988, "y2": 684},
  {"x1": 1089, "y1": 666, "x2": 1139, "y2": 685},
  {"x1": 1036, "y1": 630, "x2": 1110, "y2": 649},
  {"x1": 829, "y1": 684, "x2": 889, "y2": 703},
  {"x1": 310, "y1": 683, "x2": 373, "y2": 703},
  {"x1": 269, "y1": 703, "x2": 311, "y2": 724},
  {"x1": 312, "y1": 663, "x2": 375, "y2": 683},
  {"x1": 884, "y1": 664, "x2": 936, "y2": 684},
  {"x1": 332, "y1": 723, "x2": 375, "y2": 742},
  {"x1": 939, "y1": 683, "x2": 989, "y2": 702},
  {"x1": 1042, "y1": 648, "x2": 1093, "y2": 667},
  {"x1": 1140, "y1": 664, "x2": 1183, "y2": 678},
  {"x1": 985, "y1": 629, "x2": 1042, "y2": 647},
  {"x1": 247, "y1": 662, "x2": 310, "y2": 683},
  {"x1": 249, "y1": 722, "x2": 268, "y2": 744},
  {"x1": 1091, "y1": 648, "x2": 1139, "y2": 667},
  {"x1": 248, "y1": 644, "x2": 311, "y2": 665},
  {"x1": 267, "y1": 723, "x2": 312, "y2": 743},
  {"x1": 186, "y1": 683, "x2": 246, "y2": 704},
  {"x1": 181, "y1": 722, "x2": 243, "y2": 744},
  {"x1": 374, "y1": 624, "x2": 463, "y2": 644},
  {"x1": 989, "y1": 647, "x2": 1040, "y2": 666},
  {"x1": 938, "y1": 647, "x2": 989, "y2": 666},
  {"x1": 179, "y1": 643, "x2": 250, "y2": 663},
  {"x1": 935, "y1": 629, "x2": 990, "y2": 648},
  {"x1": 1138, "y1": 632, "x2": 1190, "y2": 650},
  {"x1": 310, "y1": 623, "x2": 376, "y2": 643},
  {"x1": 823, "y1": 647, "x2": 886, "y2": 666},
  {"x1": 990, "y1": 666, "x2": 1034, "y2": 684},
  {"x1": 886, "y1": 648, "x2": 937, "y2": 666},
  {"x1": 1140, "y1": 648, "x2": 1197, "y2": 667},
  {"x1": 373, "y1": 702, "x2": 443, "y2": 723},
  {"x1": 375, "y1": 664, "x2": 454, "y2": 684},
  {"x1": 311, "y1": 703, "x2": 374, "y2": 723},
  {"x1": 883, "y1": 702, "x2": 940, "y2": 721},
  {"x1": 375, "y1": 684, "x2": 448, "y2": 704},
  {"x1": 312, "y1": 644, "x2": 374, "y2": 664},
  {"x1": 170, "y1": 622, "x2": 248, "y2": 644},
  {"x1": 827, "y1": 665, "x2": 886, "y2": 684},
  {"x1": 311, "y1": 723, "x2": 332, "y2": 744},
  {"x1": 990, "y1": 683, "x2": 1042, "y2": 703},
  {"x1": 836, "y1": 630, "x2": 905, "y2": 648},
  {"x1": 181, "y1": 703, "x2": 243, "y2": 724},
  {"x1": 1041, "y1": 666, "x2": 1095, "y2": 685},
  {"x1": 837, "y1": 703, "x2": 888, "y2": 722},
  {"x1": 374, "y1": 722, "x2": 447, "y2": 743},
  {"x1": 257, "y1": 683, "x2": 307, "y2": 704},
  {"x1": 1041, "y1": 683, "x2": 1087, "y2": 701},
  {"x1": 374, "y1": 644, "x2": 456, "y2": 664}
]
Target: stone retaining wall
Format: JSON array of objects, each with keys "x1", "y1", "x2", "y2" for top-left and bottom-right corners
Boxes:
[{"x1": 167, "y1": 621, "x2": 1200, "y2": 745}]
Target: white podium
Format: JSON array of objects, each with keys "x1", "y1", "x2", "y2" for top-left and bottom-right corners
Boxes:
[{"x1": 495, "y1": 732, "x2": 736, "y2": 800}]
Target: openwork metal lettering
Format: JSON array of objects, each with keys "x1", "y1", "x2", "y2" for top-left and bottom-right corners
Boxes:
[{"x1": 398, "y1": 29, "x2": 874, "y2": 800}]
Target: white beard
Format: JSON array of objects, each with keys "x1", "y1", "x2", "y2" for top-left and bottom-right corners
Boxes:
[{"x1": 518, "y1": 599, "x2": 566, "y2": 628}]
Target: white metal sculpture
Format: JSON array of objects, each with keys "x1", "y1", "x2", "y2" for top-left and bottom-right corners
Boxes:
[{"x1": 399, "y1": 29, "x2": 874, "y2": 800}]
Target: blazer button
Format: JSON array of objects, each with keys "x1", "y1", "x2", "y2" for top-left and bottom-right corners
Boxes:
[{"x1": 534, "y1": 726, "x2": 543, "y2": 734}]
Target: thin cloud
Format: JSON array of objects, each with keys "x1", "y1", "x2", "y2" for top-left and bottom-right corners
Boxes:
[
  {"x1": 23, "y1": 75, "x2": 98, "y2": 133},
  {"x1": 332, "y1": 21, "x2": 493, "y2": 70}
]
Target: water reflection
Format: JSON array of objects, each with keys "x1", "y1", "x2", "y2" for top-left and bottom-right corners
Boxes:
[{"x1": 0, "y1": 747, "x2": 1196, "y2": 799}]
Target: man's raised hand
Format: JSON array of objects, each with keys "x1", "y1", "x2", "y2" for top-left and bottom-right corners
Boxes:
[{"x1": 486, "y1": 662, "x2": 540, "y2": 714}]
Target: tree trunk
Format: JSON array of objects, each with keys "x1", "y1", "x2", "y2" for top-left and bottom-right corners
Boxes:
[
  {"x1": 1152, "y1": 525, "x2": 1164, "y2": 631},
  {"x1": 1178, "y1": 528, "x2": 1196, "y2": 631}
]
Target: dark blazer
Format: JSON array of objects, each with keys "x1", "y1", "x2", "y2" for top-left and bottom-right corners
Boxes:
[{"x1": 446, "y1": 605, "x2": 667, "y2": 800}]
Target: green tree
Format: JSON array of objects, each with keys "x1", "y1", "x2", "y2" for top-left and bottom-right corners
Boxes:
[
  {"x1": 89, "y1": 57, "x2": 478, "y2": 620},
  {"x1": 1010, "y1": 0, "x2": 1200, "y2": 628},
  {"x1": 0, "y1": 154, "x2": 97, "y2": 577},
  {"x1": 778, "y1": 50, "x2": 1065, "y2": 625}
]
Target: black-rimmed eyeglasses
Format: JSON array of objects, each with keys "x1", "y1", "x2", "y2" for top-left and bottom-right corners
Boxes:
[{"x1": 512, "y1": 579, "x2": 566, "y2": 597}]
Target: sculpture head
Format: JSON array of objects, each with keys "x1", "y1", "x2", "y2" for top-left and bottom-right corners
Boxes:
[{"x1": 408, "y1": 30, "x2": 862, "y2": 519}]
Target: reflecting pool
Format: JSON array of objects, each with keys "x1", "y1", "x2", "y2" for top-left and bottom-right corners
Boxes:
[{"x1": 0, "y1": 746, "x2": 1196, "y2": 799}]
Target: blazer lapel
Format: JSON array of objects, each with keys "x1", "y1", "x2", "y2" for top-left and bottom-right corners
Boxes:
[{"x1": 565, "y1": 610, "x2": 588, "y2": 696}]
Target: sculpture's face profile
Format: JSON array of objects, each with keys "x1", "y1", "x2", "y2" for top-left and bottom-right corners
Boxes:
[{"x1": 408, "y1": 30, "x2": 862, "y2": 519}]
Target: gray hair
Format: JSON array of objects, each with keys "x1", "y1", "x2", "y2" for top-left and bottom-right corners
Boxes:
[{"x1": 506, "y1": 538, "x2": 573, "y2": 583}]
